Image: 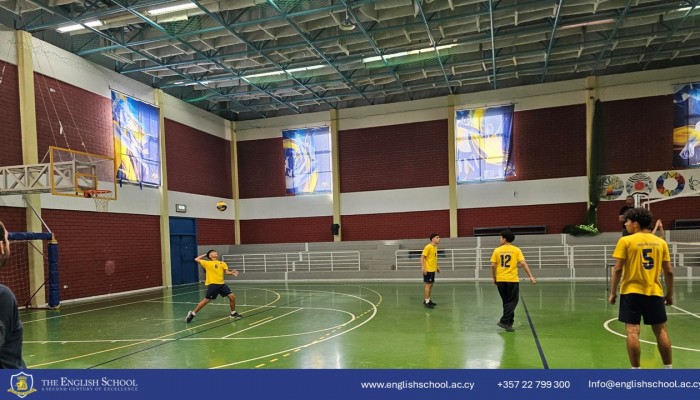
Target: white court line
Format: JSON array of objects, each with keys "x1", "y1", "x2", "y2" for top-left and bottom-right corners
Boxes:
[
  {"x1": 671, "y1": 305, "x2": 700, "y2": 319},
  {"x1": 211, "y1": 285, "x2": 382, "y2": 369},
  {"x1": 603, "y1": 318, "x2": 700, "y2": 353}
]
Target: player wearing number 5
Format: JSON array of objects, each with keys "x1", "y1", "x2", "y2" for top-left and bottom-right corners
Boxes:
[
  {"x1": 491, "y1": 230, "x2": 536, "y2": 332},
  {"x1": 609, "y1": 207, "x2": 674, "y2": 369},
  {"x1": 186, "y1": 250, "x2": 243, "y2": 323}
]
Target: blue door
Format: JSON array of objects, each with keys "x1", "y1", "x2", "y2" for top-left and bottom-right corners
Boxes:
[{"x1": 169, "y1": 217, "x2": 199, "y2": 285}]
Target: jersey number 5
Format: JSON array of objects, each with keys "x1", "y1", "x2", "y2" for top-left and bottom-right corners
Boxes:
[{"x1": 642, "y1": 248, "x2": 654, "y2": 270}]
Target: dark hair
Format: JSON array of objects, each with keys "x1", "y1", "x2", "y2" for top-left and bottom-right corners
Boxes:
[
  {"x1": 500, "y1": 229, "x2": 515, "y2": 243},
  {"x1": 623, "y1": 207, "x2": 653, "y2": 230},
  {"x1": 429, "y1": 233, "x2": 440, "y2": 240},
  {"x1": 206, "y1": 249, "x2": 217, "y2": 259}
]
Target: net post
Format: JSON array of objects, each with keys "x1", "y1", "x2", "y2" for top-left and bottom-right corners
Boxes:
[{"x1": 48, "y1": 238, "x2": 60, "y2": 308}]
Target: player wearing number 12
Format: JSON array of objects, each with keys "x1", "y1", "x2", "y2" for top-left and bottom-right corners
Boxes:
[
  {"x1": 609, "y1": 207, "x2": 674, "y2": 369},
  {"x1": 490, "y1": 230, "x2": 536, "y2": 332}
]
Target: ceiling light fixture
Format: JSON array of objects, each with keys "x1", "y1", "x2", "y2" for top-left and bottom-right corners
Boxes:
[
  {"x1": 339, "y1": 7, "x2": 356, "y2": 31},
  {"x1": 362, "y1": 44, "x2": 457, "y2": 63},
  {"x1": 147, "y1": 2, "x2": 197, "y2": 16},
  {"x1": 56, "y1": 20, "x2": 103, "y2": 33}
]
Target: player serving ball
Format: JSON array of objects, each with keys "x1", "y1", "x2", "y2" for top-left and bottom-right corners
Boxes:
[{"x1": 186, "y1": 250, "x2": 243, "y2": 323}]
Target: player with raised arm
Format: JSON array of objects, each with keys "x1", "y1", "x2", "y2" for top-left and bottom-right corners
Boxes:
[{"x1": 186, "y1": 250, "x2": 242, "y2": 323}]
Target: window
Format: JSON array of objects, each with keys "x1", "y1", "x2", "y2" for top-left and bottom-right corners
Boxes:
[
  {"x1": 455, "y1": 105, "x2": 515, "y2": 183},
  {"x1": 283, "y1": 127, "x2": 332, "y2": 195},
  {"x1": 112, "y1": 91, "x2": 161, "y2": 186}
]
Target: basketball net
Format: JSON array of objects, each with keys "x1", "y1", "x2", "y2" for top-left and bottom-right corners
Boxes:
[{"x1": 84, "y1": 189, "x2": 112, "y2": 212}]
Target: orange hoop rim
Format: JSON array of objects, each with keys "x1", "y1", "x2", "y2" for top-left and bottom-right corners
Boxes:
[{"x1": 83, "y1": 189, "x2": 112, "y2": 198}]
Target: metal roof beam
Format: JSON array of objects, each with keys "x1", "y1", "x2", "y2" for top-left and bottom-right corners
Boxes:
[
  {"x1": 642, "y1": 0, "x2": 699, "y2": 70},
  {"x1": 416, "y1": 0, "x2": 452, "y2": 94},
  {"x1": 190, "y1": 0, "x2": 336, "y2": 110},
  {"x1": 589, "y1": 0, "x2": 634, "y2": 75},
  {"x1": 266, "y1": 0, "x2": 372, "y2": 105},
  {"x1": 109, "y1": 0, "x2": 300, "y2": 114},
  {"x1": 540, "y1": 0, "x2": 563, "y2": 83}
]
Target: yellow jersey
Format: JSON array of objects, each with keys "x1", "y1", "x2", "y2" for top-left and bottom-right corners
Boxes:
[
  {"x1": 421, "y1": 243, "x2": 439, "y2": 272},
  {"x1": 490, "y1": 244, "x2": 525, "y2": 283},
  {"x1": 198, "y1": 260, "x2": 229, "y2": 285},
  {"x1": 612, "y1": 232, "x2": 670, "y2": 296}
]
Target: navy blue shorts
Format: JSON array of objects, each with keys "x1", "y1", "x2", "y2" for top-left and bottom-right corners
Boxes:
[
  {"x1": 423, "y1": 272, "x2": 436, "y2": 283},
  {"x1": 618, "y1": 293, "x2": 667, "y2": 325},
  {"x1": 205, "y1": 284, "x2": 233, "y2": 300}
]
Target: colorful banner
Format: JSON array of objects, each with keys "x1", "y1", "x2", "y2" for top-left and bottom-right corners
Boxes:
[
  {"x1": 597, "y1": 169, "x2": 699, "y2": 201},
  {"x1": 456, "y1": 105, "x2": 515, "y2": 182},
  {"x1": 112, "y1": 91, "x2": 161, "y2": 185},
  {"x1": 283, "y1": 127, "x2": 332, "y2": 195},
  {"x1": 2, "y1": 369, "x2": 699, "y2": 400},
  {"x1": 673, "y1": 83, "x2": 700, "y2": 168}
]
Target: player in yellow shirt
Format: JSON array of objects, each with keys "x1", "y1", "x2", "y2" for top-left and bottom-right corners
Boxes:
[
  {"x1": 490, "y1": 230, "x2": 536, "y2": 332},
  {"x1": 186, "y1": 250, "x2": 242, "y2": 323},
  {"x1": 609, "y1": 207, "x2": 674, "y2": 369},
  {"x1": 421, "y1": 233, "x2": 441, "y2": 308}
]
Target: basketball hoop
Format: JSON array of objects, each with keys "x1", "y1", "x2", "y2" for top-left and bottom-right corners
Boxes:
[{"x1": 83, "y1": 189, "x2": 112, "y2": 212}]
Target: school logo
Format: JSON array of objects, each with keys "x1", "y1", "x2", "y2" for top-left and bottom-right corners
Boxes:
[{"x1": 7, "y1": 372, "x2": 37, "y2": 398}]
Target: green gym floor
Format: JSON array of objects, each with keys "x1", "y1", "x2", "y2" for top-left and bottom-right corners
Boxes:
[{"x1": 21, "y1": 281, "x2": 700, "y2": 369}]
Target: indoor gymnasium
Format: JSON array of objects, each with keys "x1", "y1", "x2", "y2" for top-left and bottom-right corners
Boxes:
[{"x1": 0, "y1": 1, "x2": 699, "y2": 370}]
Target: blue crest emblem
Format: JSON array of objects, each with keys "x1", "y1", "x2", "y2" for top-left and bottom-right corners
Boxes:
[{"x1": 8, "y1": 372, "x2": 37, "y2": 398}]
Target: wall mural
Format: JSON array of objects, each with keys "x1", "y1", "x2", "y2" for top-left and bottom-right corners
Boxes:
[{"x1": 598, "y1": 170, "x2": 699, "y2": 201}]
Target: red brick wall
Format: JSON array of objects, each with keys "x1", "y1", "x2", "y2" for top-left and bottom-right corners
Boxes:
[
  {"x1": 602, "y1": 96, "x2": 674, "y2": 174},
  {"x1": 34, "y1": 74, "x2": 113, "y2": 157},
  {"x1": 341, "y1": 211, "x2": 450, "y2": 241},
  {"x1": 511, "y1": 104, "x2": 587, "y2": 180},
  {"x1": 165, "y1": 119, "x2": 232, "y2": 198},
  {"x1": 237, "y1": 138, "x2": 286, "y2": 198},
  {"x1": 41, "y1": 210, "x2": 162, "y2": 300},
  {"x1": 240, "y1": 216, "x2": 333, "y2": 244},
  {"x1": 339, "y1": 120, "x2": 449, "y2": 192},
  {"x1": 0, "y1": 64, "x2": 22, "y2": 166},
  {"x1": 197, "y1": 218, "x2": 236, "y2": 245},
  {"x1": 458, "y1": 203, "x2": 587, "y2": 236}
]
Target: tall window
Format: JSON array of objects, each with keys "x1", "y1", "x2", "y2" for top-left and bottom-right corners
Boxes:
[
  {"x1": 112, "y1": 91, "x2": 161, "y2": 186},
  {"x1": 455, "y1": 105, "x2": 514, "y2": 183},
  {"x1": 283, "y1": 127, "x2": 332, "y2": 195},
  {"x1": 673, "y1": 83, "x2": 700, "y2": 168}
]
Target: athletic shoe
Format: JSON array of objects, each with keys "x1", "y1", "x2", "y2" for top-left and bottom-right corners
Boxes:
[
  {"x1": 423, "y1": 301, "x2": 434, "y2": 309},
  {"x1": 427, "y1": 300, "x2": 437, "y2": 306},
  {"x1": 186, "y1": 311, "x2": 195, "y2": 323},
  {"x1": 230, "y1": 312, "x2": 243, "y2": 319},
  {"x1": 497, "y1": 322, "x2": 514, "y2": 332}
]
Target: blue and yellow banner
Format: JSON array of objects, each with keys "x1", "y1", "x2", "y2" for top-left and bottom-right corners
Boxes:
[
  {"x1": 283, "y1": 127, "x2": 331, "y2": 195},
  {"x1": 673, "y1": 83, "x2": 700, "y2": 168},
  {"x1": 2, "y1": 369, "x2": 699, "y2": 400},
  {"x1": 456, "y1": 105, "x2": 515, "y2": 182},
  {"x1": 112, "y1": 91, "x2": 161, "y2": 186}
]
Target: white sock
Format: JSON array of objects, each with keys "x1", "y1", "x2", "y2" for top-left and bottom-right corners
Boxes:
[
  {"x1": 631, "y1": 367, "x2": 641, "y2": 369},
  {"x1": 191, "y1": 311, "x2": 196, "y2": 315},
  {"x1": 664, "y1": 364, "x2": 672, "y2": 369},
  {"x1": 424, "y1": 299, "x2": 430, "y2": 303}
]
